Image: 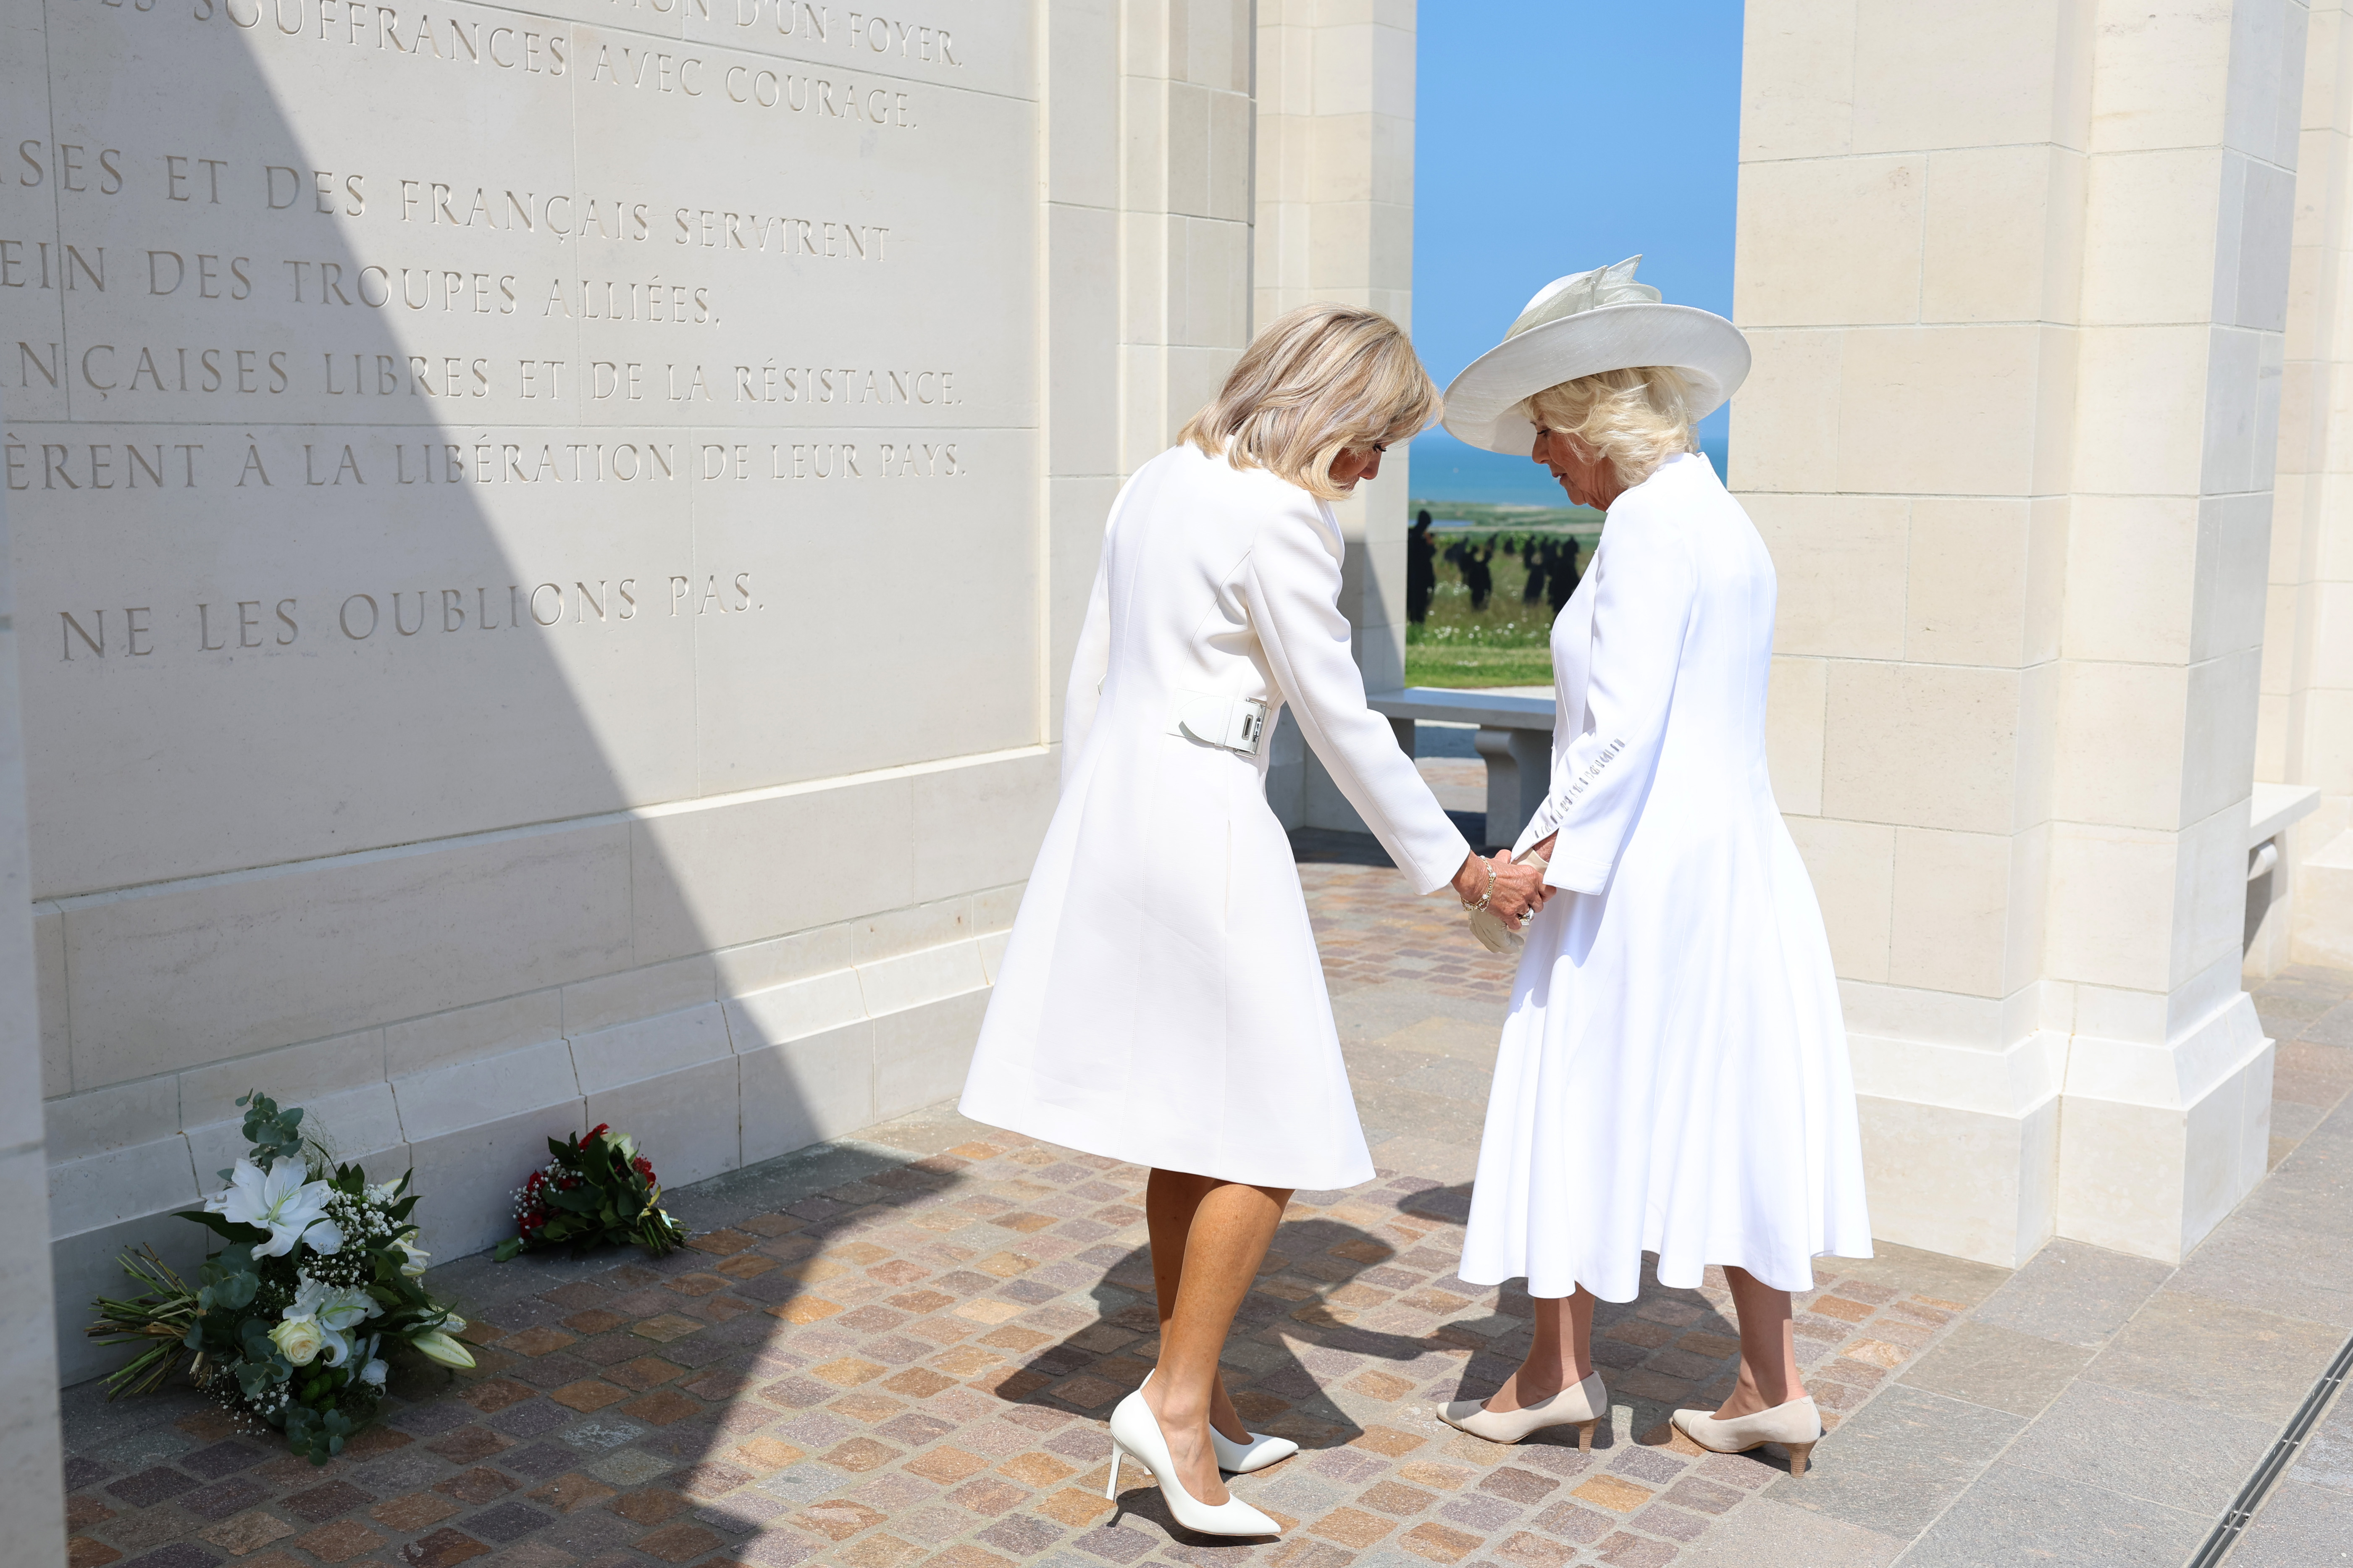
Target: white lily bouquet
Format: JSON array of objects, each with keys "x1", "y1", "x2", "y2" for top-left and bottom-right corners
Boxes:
[{"x1": 88, "y1": 1091, "x2": 476, "y2": 1464}]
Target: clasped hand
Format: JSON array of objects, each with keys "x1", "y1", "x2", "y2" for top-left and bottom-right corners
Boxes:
[{"x1": 1450, "y1": 850, "x2": 1550, "y2": 923}]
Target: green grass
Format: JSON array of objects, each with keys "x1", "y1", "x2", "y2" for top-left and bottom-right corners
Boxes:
[{"x1": 1403, "y1": 526, "x2": 1593, "y2": 689}]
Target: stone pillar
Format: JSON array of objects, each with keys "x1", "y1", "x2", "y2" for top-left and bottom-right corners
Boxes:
[
  {"x1": 1739, "y1": 0, "x2": 2298, "y2": 1267},
  {"x1": 1255, "y1": 0, "x2": 1420, "y2": 833},
  {"x1": 0, "y1": 442, "x2": 68, "y2": 1560},
  {"x1": 2274, "y1": 3, "x2": 2353, "y2": 962}
]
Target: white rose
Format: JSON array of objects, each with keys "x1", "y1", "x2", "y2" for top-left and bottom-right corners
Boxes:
[
  {"x1": 270, "y1": 1316, "x2": 328, "y2": 1366},
  {"x1": 359, "y1": 1358, "x2": 388, "y2": 1387}
]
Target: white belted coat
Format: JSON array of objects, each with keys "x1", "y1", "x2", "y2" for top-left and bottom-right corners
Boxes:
[{"x1": 959, "y1": 443, "x2": 1471, "y2": 1190}]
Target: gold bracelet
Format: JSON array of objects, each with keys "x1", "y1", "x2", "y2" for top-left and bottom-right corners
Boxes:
[{"x1": 1464, "y1": 857, "x2": 1495, "y2": 913}]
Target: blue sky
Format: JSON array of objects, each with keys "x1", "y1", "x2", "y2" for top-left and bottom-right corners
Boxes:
[{"x1": 1409, "y1": 1, "x2": 1746, "y2": 505}]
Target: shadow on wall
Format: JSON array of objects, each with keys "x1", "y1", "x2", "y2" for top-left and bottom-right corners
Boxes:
[{"x1": 24, "y1": 0, "x2": 1046, "y2": 1385}]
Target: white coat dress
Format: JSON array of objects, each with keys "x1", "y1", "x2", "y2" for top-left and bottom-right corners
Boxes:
[
  {"x1": 958, "y1": 443, "x2": 1473, "y2": 1191},
  {"x1": 1459, "y1": 453, "x2": 1873, "y2": 1302}
]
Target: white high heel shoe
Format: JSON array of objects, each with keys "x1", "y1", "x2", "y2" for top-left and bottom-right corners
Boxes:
[
  {"x1": 1436, "y1": 1371, "x2": 1608, "y2": 1450},
  {"x1": 1140, "y1": 1370, "x2": 1298, "y2": 1473},
  {"x1": 1104, "y1": 1390, "x2": 1282, "y2": 1537},
  {"x1": 1669, "y1": 1395, "x2": 1822, "y2": 1476}
]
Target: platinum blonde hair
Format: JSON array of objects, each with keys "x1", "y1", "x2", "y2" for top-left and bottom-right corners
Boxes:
[
  {"x1": 1521, "y1": 365, "x2": 1696, "y2": 489},
  {"x1": 1181, "y1": 304, "x2": 1439, "y2": 501}
]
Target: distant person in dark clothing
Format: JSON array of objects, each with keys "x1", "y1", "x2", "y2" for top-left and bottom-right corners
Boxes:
[
  {"x1": 1408, "y1": 511, "x2": 1436, "y2": 623},
  {"x1": 1465, "y1": 542, "x2": 1496, "y2": 611},
  {"x1": 1548, "y1": 535, "x2": 1581, "y2": 613},
  {"x1": 1522, "y1": 534, "x2": 1548, "y2": 604}
]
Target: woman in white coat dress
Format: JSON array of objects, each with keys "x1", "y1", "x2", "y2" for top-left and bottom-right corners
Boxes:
[
  {"x1": 1431, "y1": 260, "x2": 1872, "y2": 1475},
  {"x1": 959, "y1": 304, "x2": 1548, "y2": 1537}
]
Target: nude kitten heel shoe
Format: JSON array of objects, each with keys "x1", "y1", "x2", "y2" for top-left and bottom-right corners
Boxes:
[
  {"x1": 1668, "y1": 1396, "x2": 1823, "y2": 1476},
  {"x1": 1435, "y1": 1372, "x2": 1608, "y2": 1451},
  {"x1": 1104, "y1": 1390, "x2": 1282, "y2": 1537},
  {"x1": 1139, "y1": 1371, "x2": 1298, "y2": 1474}
]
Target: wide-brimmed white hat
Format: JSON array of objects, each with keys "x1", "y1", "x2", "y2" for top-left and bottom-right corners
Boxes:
[{"x1": 1439, "y1": 256, "x2": 1751, "y2": 455}]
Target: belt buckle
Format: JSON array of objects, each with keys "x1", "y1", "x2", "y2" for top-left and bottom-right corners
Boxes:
[{"x1": 1171, "y1": 690, "x2": 1268, "y2": 757}]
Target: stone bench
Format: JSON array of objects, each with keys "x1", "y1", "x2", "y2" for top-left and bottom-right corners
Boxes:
[{"x1": 1368, "y1": 687, "x2": 1557, "y2": 849}]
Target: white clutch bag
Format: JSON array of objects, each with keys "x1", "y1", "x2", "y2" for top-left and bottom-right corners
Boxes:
[{"x1": 1465, "y1": 850, "x2": 1547, "y2": 956}]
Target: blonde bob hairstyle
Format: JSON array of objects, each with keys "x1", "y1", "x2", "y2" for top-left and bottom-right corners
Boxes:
[
  {"x1": 1180, "y1": 304, "x2": 1439, "y2": 501},
  {"x1": 1521, "y1": 365, "x2": 1696, "y2": 490}
]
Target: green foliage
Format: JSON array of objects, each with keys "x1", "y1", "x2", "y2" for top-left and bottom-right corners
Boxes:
[
  {"x1": 496, "y1": 1125, "x2": 688, "y2": 1262},
  {"x1": 229, "y1": 1088, "x2": 306, "y2": 1177}
]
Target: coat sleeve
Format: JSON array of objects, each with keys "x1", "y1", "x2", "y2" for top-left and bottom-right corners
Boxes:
[
  {"x1": 1239, "y1": 500, "x2": 1472, "y2": 896},
  {"x1": 1511, "y1": 518, "x2": 1696, "y2": 893}
]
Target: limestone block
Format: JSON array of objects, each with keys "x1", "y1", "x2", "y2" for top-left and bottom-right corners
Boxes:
[
  {"x1": 2056, "y1": 999, "x2": 2272, "y2": 1261},
  {"x1": 1821, "y1": 662, "x2": 2021, "y2": 834},
  {"x1": 1856, "y1": 1091, "x2": 2057, "y2": 1270},
  {"x1": 1766, "y1": 656, "x2": 1826, "y2": 817},
  {"x1": 2087, "y1": 0, "x2": 2236, "y2": 155},
  {"x1": 2293, "y1": 827, "x2": 2353, "y2": 968},
  {"x1": 911, "y1": 751, "x2": 1060, "y2": 906},
  {"x1": 1738, "y1": 0, "x2": 1855, "y2": 160},
  {"x1": 386, "y1": 991, "x2": 566, "y2": 1082},
  {"x1": 43, "y1": 1078, "x2": 180, "y2": 1166},
  {"x1": 2222, "y1": 0, "x2": 2310, "y2": 168},
  {"x1": 1734, "y1": 157, "x2": 1925, "y2": 327},
  {"x1": 562, "y1": 957, "x2": 718, "y2": 1039},
  {"x1": 740, "y1": 1022, "x2": 878, "y2": 1164},
  {"x1": 2046, "y1": 821, "x2": 2181, "y2": 991},
  {"x1": 875, "y1": 991, "x2": 991, "y2": 1124},
  {"x1": 1747, "y1": 493, "x2": 1909, "y2": 660},
  {"x1": 47, "y1": 1136, "x2": 198, "y2": 1240},
  {"x1": 1905, "y1": 497, "x2": 2032, "y2": 667},
  {"x1": 1723, "y1": 330, "x2": 1840, "y2": 492},
  {"x1": 1836, "y1": 326, "x2": 2046, "y2": 497},
  {"x1": 1046, "y1": 0, "x2": 1119, "y2": 208},
  {"x1": 1853, "y1": 0, "x2": 2072, "y2": 153},
  {"x1": 631, "y1": 780, "x2": 916, "y2": 964},
  {"x1": 1921, "y1": 146, "x2": 2080, "y2": 325},
  {"x1": 1050, "y1": 207, "x2": 1121, "y2": 477},
  {"x1": 2223, "y1": 153, "x2": 2298, "y2": 332},
  {"x1": 2174, "y1": 798, "x2": 2258, "y2": 979},
  {"x1": 2062, "y1": 495, "x2": 2198, "y2": 664},
  {"x1": 2080, "y1": 147, "x2": 2226, "y2": 327},
  {"x1": 179, "y1": 1029, "x2": 388, "y2": 1133},
  {"x1": 391, "y1": 1038, "x2": 582, "y2": 1146},
  {"x1": 724, "y1": 969, "x2": 869, "y2": 1050},
  {"x1": 1784, "y1": 816, "x2": 1893, "y2": 982},
  {"x1": 584, "y1": 1054, "x2": 743, "y2": 1191},
  {"x1": 64, "y1": 823, "x2": 631, "y2": 1088},
  {"x1": 2054, "y1": 661, "x2": 2190, "y2": 829},
  {"x1": 2070, "y1": 324, "x2": 2213, "y2": 496},
  {"x1": 2203, "y1": 325, "x2": 2283, "y2": 498},
  {"x1": 858, "y1": 942, "x2": 990, "y2": 1019},
  {"x1": 405, "y1": 1096, "x2": 591, "y2": 1266},
  {"x1": 2182, "y1": 652, "x2": 2264, "y2": 829},
  {"x1": 1888, "y1": 828, "x2": 2013, "y2": 998}
]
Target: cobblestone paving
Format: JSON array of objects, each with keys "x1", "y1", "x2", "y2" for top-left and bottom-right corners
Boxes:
[
  {"x1": 53, "y1": 855, "x2": 2353, "y2": 1568},
  {"x1": 56, "y1": 1127, "x2": 1980, "y2": 1568}
]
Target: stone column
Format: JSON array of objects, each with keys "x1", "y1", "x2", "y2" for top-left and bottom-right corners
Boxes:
[
  {"x1": 0, "y1": 438, "x2": 68, "y2": 1560},
  {"x1": 2273, "y1": 3, "x2": 2353, "y2": 961},
  {"x1": 1738, "y1": 0, "x2": 2298, "y2": 1266},
  {"x1": 1255, "y1": 0, "x2": 1419, "y2": 831}
]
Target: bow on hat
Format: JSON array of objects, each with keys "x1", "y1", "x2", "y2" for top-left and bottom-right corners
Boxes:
[{"x1": 1507, "y1": 255, "x2": 1662, "y2": 339}]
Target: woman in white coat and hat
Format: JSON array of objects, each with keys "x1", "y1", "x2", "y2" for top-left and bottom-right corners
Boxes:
[
  {"x1": 1430, "y1": 259, "x2": 1873, "y2": 1476},
  {"x1": 959, "y1": 304, "x2": 1548, "y2": 1537}
]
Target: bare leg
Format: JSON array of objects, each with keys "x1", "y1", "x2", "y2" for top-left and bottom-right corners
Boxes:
[
  {"x1": 1138, "y1": 1171, "x2": 1290, "y2": 1508},
  {"x1": 1142, "y1": 1172, "x2": 1257, "y2": 1444},
  {"x1": 1487, "y1": 1288, "x2": 1596, "y2": 1412},
  {"x1": 1712, "y1": 1266, "x2": 1807, "y2": 1419}
]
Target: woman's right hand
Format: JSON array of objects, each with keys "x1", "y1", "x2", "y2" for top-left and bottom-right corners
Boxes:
[{"x1": 1452, "y1": 851, "x2": 1549, "y2": 922}]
